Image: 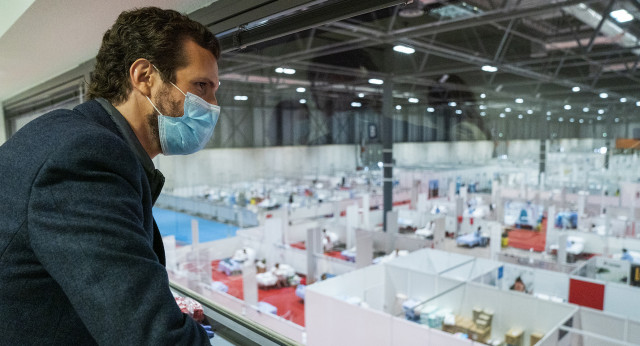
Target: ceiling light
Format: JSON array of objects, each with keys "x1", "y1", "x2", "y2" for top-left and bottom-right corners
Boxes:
[
  {"x1": 598, "y1": 109, "x2": 605, "y2": 114},
  {"x1": 515, "y1": 98, "x2": 523, "y2": 103},
  {"x1": 579, "y1": 119, "x2": 584, "y2": 123},
  {"x1": 583, "y1": 107, "x2": 589, "y2": 112},
  {"x1": 620, "y1": 97, "x2": 627, "y2": 103},
  {"x1": 603, "y1": 133, "x2": 608, "y2": 138},
  {"x1": 283, "y1": 68, "x2": 295, "y2": 74},
  {"x1": 358, "y1": 93, "x2": 365, "y2": 98},
  {"x1": 448, "y1": 101, "x2": 457, "y2": 107},
  {"x1": 500, "y1": 113, "x2": 506, "y2": 118},
  {"x1": 547, "y1": 111, "x2": 552, "y2": 116},
  {"x1": 234, "y1": 95, "x2": 248, "y2": 101},
  {"x1": 296, "y1": 87, "x2": 306, "y2": 93},
  {"x1": 393, "y1": 45, "x2": 415, "y2": 54},
  {"x1": 597, "y1": 115, "x2": 602, "y2": 120},
  {"x1": 527, "y1": 109, "x2": 533, "y2": 114},
  {"x1": 351, "y1": 102, "x2": 362, "y2": 107},
  {"x1": 558, "y1": 117, "x2": 564, "y2": 122},
  {"x1": 409, "y1": 98, "x2": 419, "y2": 103},
  {"x1": 482, "y1": 65, "x2": 498, "y2": 72},
  {"x1": 455, "y1": 109, "x2": 462, "y2": 114},
  {"x1": 480, "y1": 93, "x2": 486, "y2": 99},
  {"x1": 615, "y1": 118, "x2": 620, "y2": 122},
  {"x1": 570, "y1": 118, "x2": 575, "y2": 123},
  {"x1": 479, "y1": 105, "x2": 487, "y2": 110},
  {"x1": 611, "y1": 9, "x2": 633, "y2": 23},
  {"x1": 368, "y1": 78, "x2": 383, "y2": 85},
  {"x1": 564, "y1": 105, "x2": 572, "y2": 110},
  {"x1": 572, "y1": 86, "x2": 580, "y2": 92},
  {"x1": 480, "y1": 112, "x2": 486, "y2": 116},
  {"x1": 505, "y1": 107, "x2": 511, "y2": 112},
  {"x1": 546, "y1": 117, "x2": 551, "y2": 121},
  {"x1": 499, "y1": 133, "x2": 503, "y2": 137},
  {"x1": 636, "y1": 101, "x2": 640, "y2": 107},
  {"x1": 600, "y1": 92, "x2": 608, "y2": 99},
  {"x1": 399, "y1": 2, "x2": 425, "y2": 18},
  {"x1": 518, "y1": 114, "x2": 523, "y2": 119},
  {"x1": 426, "y1": 107, "x2": 434, "y2": 113},
  {"x1": 275, "y1": 67, "x2": 284, "y2": 73},
  {"x1": 299, "y1": 99, "x2": 306, "y2": 104},
  {"x1": 396, "y1": 105, "x2": 402, "y2": 110}
]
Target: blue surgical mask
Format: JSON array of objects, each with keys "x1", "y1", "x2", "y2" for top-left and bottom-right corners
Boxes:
[{"x1": 145, "y1": 70, "x2": 220, "y2": 155}]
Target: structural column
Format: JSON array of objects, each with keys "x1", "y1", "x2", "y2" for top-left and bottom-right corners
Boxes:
[{"x1": 382, "y1": 46, "x2": 394, "y2": 231}]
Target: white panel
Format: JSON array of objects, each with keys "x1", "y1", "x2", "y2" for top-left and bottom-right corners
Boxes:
[
  {"x1": 386, "y1": 266, "x2": 410, "y2": 315},
  {"x1": 627, "y1": 319, "x2": 640, "y2": 344},
  {"x1": 407, "y1": 270, "x2": 439, "y2": 302},
  {"x1": 604, "y1": 283, "x2": 640, "y2": 320},
  {"x1": 391, "y1": 317, "x2": 430, "y2": 346},
  {"x1": 428, "y1": 249, "x2": 473, "y2": 274},
  {"x1": 534, "y1": 269, "x2": 569, "y2": 301},
  {"x1": 428, "y1": 328, "x2": 473, "y2": 346},
  {"x1": 200, "y1": 236, "x2": 241, "y2": 260},
  {"x1": 308, "y1": 295, "x2": 392, "y2": 346},
  {"x1": 441, "y1": 261, "x2": 474, "y2": 281},
  {"x1": 579, "y1": 308, "x2": 625, "y2": 343},
  {"x1": 426, "y1": 284, "x2": 466, "y2": 315},
  {"x1": 364, "y1": 284, "x2": 386, "y2": 311},
  {"x1": 305, "y1": 290, "x2": 340, "y2": 346}
]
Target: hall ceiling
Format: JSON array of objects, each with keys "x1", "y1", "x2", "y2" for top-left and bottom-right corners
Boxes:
[{"x1": 217, "y1": 0, "x2": 640, "y2": 122}]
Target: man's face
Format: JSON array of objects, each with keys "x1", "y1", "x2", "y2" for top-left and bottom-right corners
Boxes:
[{"x1": 147, "y1": 39, "x2": 219, "y2": 145}]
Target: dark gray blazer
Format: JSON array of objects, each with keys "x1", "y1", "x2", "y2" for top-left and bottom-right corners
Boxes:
[{"x1": 0, "y1": 100, "x2": 209, "y2": 345}]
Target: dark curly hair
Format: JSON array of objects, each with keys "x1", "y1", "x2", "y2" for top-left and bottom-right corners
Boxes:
[{"x1": 87, "y1": 7, "x2": 220, "y2": 105}]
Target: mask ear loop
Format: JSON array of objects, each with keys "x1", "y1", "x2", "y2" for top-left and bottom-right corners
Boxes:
[
  {"x1": 145, "y1": 95, "x2": 163, "y2": 116},
  {"x1": 151, "y1": 64, "x2": 187, "y2": 97}
]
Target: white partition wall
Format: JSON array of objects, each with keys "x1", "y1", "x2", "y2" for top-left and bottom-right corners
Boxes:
[
  {"x1": 423, "y1": 283, "x2": 578, "y2": 346},
  {"x1": 576, "y1": 307, "x2": 631, "y2": 346},
  {"x1": 441, "y1": 257, "x2": 502, "y2": 282},
  {"x1": 604, "y1": 283, "x2": 640, "y2": 321},
  {"x1": 306, "y1": 264, "x2": 390, "y2": 345},
  {"x1": 387, "y1": 248, "x2": 474, "y2": 274},
  {"x1": 306, "y1": 291, "x2": 393, "y2": 346},
  {"x1": 534, "y1": 269, "x2": 570, "y2": 302},
  {"x1": 383, "y1": 266, "x2": 463, "y2": 315}
]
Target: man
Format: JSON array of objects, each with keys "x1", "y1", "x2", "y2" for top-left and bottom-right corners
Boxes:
[
  {"x1": 0, "y1": 7, "x2": 219, "y2": 345},
  {"x1": 621, "y1": 248, "x2": 634, "y2": 262}
]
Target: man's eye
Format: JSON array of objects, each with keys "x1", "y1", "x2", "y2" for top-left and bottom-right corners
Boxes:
[{"x1": 196, "y1": 82, "x2": 207, "y2": 90}]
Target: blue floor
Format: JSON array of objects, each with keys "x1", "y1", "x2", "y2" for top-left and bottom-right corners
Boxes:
[{"x1": 153, "y1": 207, "x2": 239, "y2": 245}]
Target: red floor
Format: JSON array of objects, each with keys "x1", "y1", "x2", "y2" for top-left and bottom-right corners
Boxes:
[
  {"x1": 507, "y1": 218, "x2": 547, "y2": 252},
  {"x1": 211, "y1": 260, "x2": 306, "y2": 326},
  {"x1": 289, "y1": 241, "x2": 350, "y2": 261}
]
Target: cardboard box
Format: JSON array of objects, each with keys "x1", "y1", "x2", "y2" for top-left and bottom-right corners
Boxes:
[
  {"x1": 530, "y1": 331, "x2": 544, "y2": 345},
  {"x1": 505, "y1": 328, "x2": 523, "y2": 346},
  {"x1": 473, "y1": 307, "x2": 483, "y2": 321},
  {"x1": 469, "y1": 325, "x2": 491, "y2": 343}
]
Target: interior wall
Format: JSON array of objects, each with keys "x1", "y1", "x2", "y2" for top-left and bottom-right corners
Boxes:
[
  {"x1": 154, "y1": 144, "x2": 358, "y2": 190},
  {"x1": 393, "y1": 141, "x2": 495, "y2": 166},
  {"x1": 505, "y1": 140, "x2": 539, "y2": 160},
  {"x1": 155, "y1": 138, "x2": 607, "y2": 190}
]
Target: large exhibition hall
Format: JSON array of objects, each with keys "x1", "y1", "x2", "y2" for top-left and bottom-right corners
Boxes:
[{"x1": 2, "y1": 0, "x2": 640, "y2": 345}]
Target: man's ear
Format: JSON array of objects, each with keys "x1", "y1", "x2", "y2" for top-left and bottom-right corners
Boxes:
[{"x1": 129, "y1": 59, "x2": 156, "y2": 97}]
